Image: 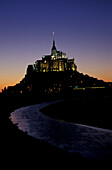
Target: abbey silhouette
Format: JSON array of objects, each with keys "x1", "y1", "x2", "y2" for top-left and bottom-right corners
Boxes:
[{"x1": 27, "y1": 33, "x2": 77, "y2": 74}]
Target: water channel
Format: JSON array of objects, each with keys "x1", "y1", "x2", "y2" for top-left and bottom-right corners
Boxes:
[{"x1": 10, "y1": 101, "x2": 112, "y2": 161}]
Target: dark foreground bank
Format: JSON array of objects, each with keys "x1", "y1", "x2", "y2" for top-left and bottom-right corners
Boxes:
[
  {"x1": 1, "y1": 88, "x2": 112, "y2": 168},
  {"x1": 41, "y1": 88, "x2": 112, "y2": 130}
]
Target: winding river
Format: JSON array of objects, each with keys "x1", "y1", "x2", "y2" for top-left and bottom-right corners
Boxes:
[{"x1": 10, "y1": 101, "x2": 112, "y2": 161}]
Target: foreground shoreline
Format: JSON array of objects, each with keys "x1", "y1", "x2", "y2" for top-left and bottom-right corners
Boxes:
[
  {"x1": 1, "y1": 88, "x2": 112, "y2": 167},
  {"x1": 10, "y1": 102, "x2": 112, "y2": 162}
]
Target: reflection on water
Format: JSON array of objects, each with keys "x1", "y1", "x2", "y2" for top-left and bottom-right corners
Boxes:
[{"x1": 10, "y1": 102, "x2": 112, "y2": 161}]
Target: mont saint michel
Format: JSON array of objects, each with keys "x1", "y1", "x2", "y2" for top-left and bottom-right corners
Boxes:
[{"x1": 2, "y1": 35, "x2": 111, "y2": 97}]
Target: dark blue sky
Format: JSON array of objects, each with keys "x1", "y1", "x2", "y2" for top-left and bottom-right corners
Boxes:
[{"x1": 0, "y1": 0, "x2": 112, "y2": 91}]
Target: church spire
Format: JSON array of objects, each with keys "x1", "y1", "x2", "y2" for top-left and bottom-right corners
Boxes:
[
  {"x1": 53, "y1": 32, "x2": 56, "y2": 47},
  {"x1": 51, "y1": 32, "x2": 57, "y2": 55}
]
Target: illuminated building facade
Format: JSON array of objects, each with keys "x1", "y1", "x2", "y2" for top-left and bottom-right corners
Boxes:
[{"x1": 27, "y1": 34, "x2": 77, "y2": 74}]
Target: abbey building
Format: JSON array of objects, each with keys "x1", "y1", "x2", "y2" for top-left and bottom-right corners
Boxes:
[{"x1": 27, "y1": 35, "x2": 77, "y2": 74}]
